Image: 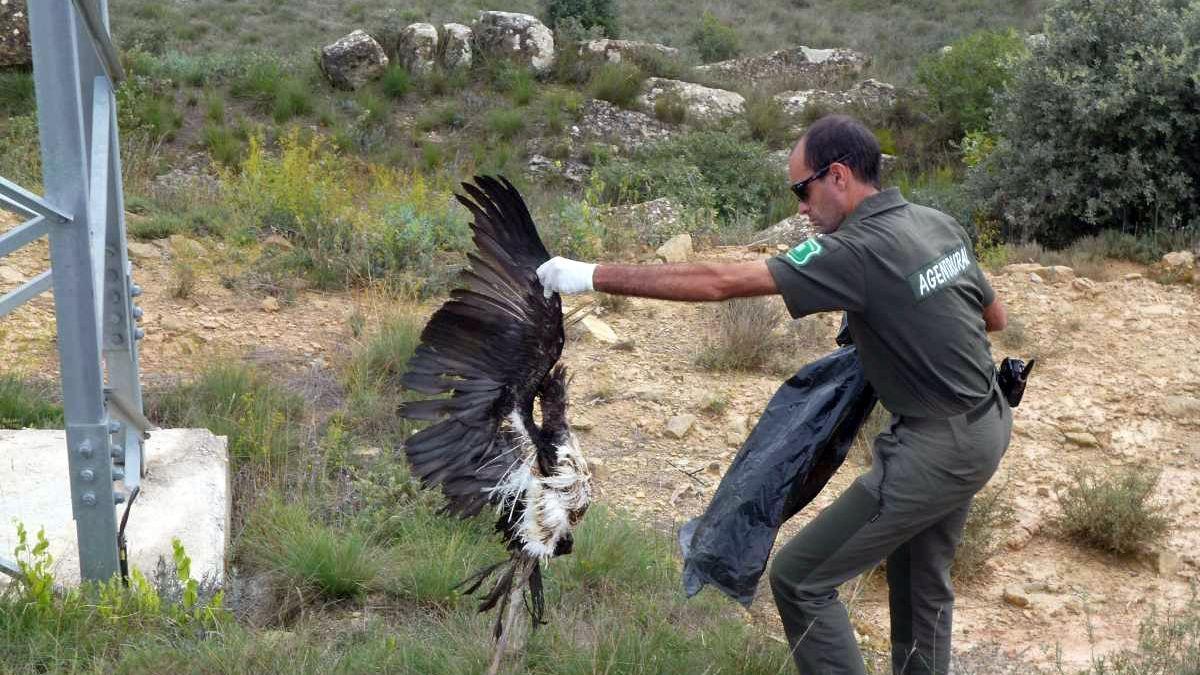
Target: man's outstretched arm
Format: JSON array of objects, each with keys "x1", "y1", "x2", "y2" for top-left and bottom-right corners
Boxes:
[{"x1": 537, "y1": 257, "x2": 779, "y2": 301}]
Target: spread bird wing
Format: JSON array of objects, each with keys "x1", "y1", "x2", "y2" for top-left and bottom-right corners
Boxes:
[{"x1": 400, "y1": 176, "x2": 564, "y2": 518}]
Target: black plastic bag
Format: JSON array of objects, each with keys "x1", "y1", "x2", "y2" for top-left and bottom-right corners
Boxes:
[{"x1": 679, "y1": 346, "x2": 878, "y2": 606}]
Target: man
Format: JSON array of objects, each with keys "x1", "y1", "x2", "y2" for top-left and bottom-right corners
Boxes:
[{"x1": 537, "y1": 114, "x2": 1012, "y2": 674}]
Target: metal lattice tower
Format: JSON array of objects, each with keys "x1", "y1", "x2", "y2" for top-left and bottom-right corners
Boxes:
[{"x1": 0, "y1": 0, "x2": 149, "y2": 582}]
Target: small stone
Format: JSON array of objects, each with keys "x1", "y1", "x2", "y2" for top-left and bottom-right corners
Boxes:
[
  {"x1": 261, "y1": 297, "x2": 281, "y2": 313},
  {"x1": 1071, "y1": 277, "x2": 1098, "y2": 294},
  {"x1": 572, "y1": 417, "x2": 595, "y2": 431},
  {"x1": 705, "y1": 460, "x2": 723, "y2": 477},
  {"x1": 1162, "y1": 250, "x2": 1195, "y2": 269},
  {"x1": 1036, "y1": 486, "x2": 1051, "y2": 498},
  {"x1": 1162, "y1": 396, "x2": 1200, "y2": 422},
  {"x1": 655, "y1": 233, "x2": 693, "y2": 263},
  {"x1": 581, "y1": 315, "x2": 619, "y2": 344},
  {"x1": 1064, "y1": 432, "x2": 1099, "y2": 447},
  {"x1": 1002, "y1": 263, "x2": 1044, "y2": 275},
  {"x1": 126, "y1": 242, "x2": 161, "y2": 262},
  {"x1": 1124, "y1": 273, "x2": 1143, "y2": 281},
  {"x1": 161, "y1": 317, "x2": 187, "y2": 333},
  {"x1": 587, "y1": 458, "x2": 608, "y2": 480},
  {"x1": 1152, "y1": 549, "x2": 1181, "y2": 576},
  {"x1": 1029, "y1": 272, "x2": 1044, "y2": 284},
  {"x1": 669, "y1": 483, "x2": 699, "y2": 506},
  {"x1": 201, "y1": 320, "x2": 218, "y2": 330},
  {"x1": 262, "y1": 234, "x2": 294, "y2": 251},
  {"x1": 664, "y1": 414, "x2": 697, "y2": 439},
  {"x1": 1003, "y1": 587, "x2": 1031, "y2": 608},
  {"x1": 0, "y1": 265, "x2": 26, "y2": 284}
]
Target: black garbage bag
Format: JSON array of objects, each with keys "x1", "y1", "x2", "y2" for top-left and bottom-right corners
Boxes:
[{"x1": 679, "y1": 346, "x2": 878, "y2": 607}]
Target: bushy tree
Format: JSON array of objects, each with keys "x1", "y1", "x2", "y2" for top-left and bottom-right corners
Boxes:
[
  {"x1": 969, "y1": 0, "x2": 1200, "y2": 246},
  {"x1": 690, "y1": 12, "x2": 740, "y2": 64},
  {"x1": 915, "y1": 29, "x2": 1027, "y2": 138},
  {"x1": 543, "y1": 0, "x2": 619, "y2": 39}
]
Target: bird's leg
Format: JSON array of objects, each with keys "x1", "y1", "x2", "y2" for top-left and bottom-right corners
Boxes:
[{"x1": 485, "y1": 558, "x2": 534, "y2": 675}]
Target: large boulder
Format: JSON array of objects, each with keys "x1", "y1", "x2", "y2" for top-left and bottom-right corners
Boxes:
[
  {"x1": 580, "y1": 39, "x2": 680, "y2": 65},
  {"x1": 637, "y1": 77, "x2": 745, "y2": 124},
  {"x1": 569, "y1": 98, "x2": 674, "y2": 153},
  {"x1": 0, "y1": 0, "x2": 30, "y2": 67},
  {"x1": 775, "y1": 79, "x2": 897, "y2": 118},
  {"x1": 694, "y1": 46, "x2": 867, "y2": 90},
  {"x1": 473, "y1": 11, "x2": 555, "y2": 74},
  {"x1": 750, "y1": 215, "x2": 814, "y2": 248},
  {"x1": 320, "y1": 30, "x2": 389, "y2": 90},
  {"x1": 600, "y1": 198, "x2": 690, "y2": 246},
  {"x1": 440, "y1": 23, "x2": 473, "y2": 70},
  {"x1": 397, "y1": 23, "x2": 438, "y2": 76}
]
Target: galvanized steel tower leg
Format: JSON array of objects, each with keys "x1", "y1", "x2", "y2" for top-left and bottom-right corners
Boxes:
[{"x1": 27, "y1": 0, "x2": 119, "y2": 582}]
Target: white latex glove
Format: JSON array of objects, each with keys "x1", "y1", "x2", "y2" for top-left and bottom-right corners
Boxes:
[{"x1": 536, "y1": 256, "x2": 596, "y2": 298}]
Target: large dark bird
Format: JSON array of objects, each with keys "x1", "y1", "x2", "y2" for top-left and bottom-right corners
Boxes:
[{"x1": 399, "y1": 176, "x2": 590, "y2": 670}]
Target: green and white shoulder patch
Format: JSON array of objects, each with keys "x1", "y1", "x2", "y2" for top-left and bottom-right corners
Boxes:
[{"x1": 785, "y1": 238, "x2": 824, "y2": 267}]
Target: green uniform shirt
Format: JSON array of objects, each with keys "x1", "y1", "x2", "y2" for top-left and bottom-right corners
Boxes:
[{"x1": 766, "y1": 188, "x2": 997, "y2": 418}]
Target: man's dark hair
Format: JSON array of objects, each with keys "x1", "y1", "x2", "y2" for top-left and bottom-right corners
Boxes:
[{"x1": 802, "y1": 115, "x2": 882, "y2": 188}]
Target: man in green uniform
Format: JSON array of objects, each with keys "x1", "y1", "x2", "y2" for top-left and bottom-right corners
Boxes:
[{"x1": 537, "y1": 114, "x2": 1012, "y2": 674}]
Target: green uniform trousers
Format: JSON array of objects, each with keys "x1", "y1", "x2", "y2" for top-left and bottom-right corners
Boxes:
[{"x1": 769, "y1": 385, "x2": 1012, "y2": 674}]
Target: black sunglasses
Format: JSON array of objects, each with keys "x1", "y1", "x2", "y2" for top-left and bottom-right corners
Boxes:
[{"x1": 790, "y1": 154, "x2": 851, "y2": 202}]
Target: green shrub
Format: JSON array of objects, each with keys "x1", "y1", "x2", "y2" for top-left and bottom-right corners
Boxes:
[
  {"x1": 952, "y1": 484, "x2": 1017, "y2": 580},
  {"x1": 202, "y1": 92, "x2": 225, "y2": 125},
  {"x1": 117, "y1": 77, "x2": 183, "y2": 142},
  {"x1": 970, "y1": 0, "x2": 1200, "y2": 247},
  {"x1": 690, "y1": 11, "x2": 740, "y2": 64},
  {"x1": 915, "y1": 29, "x2": 1027, "y2": 138},
  {"x1": 202, "y1": 124, "x2": 243, "y2": 167},
  {"x1": 0, "y1": 70, "x2": 35, "y2": 117},
  {"x1": 381, "y1": 64, "x2": 412, "y2": 99},
  {"x1": 0, "y1": 375, "x2": 63, "y2": 430},
  {"x1": 415, "y1": 103, "x2": 464, "y2": 132},
  {"x1": 588, "y1": 62, "x2": 645, "y2": 108},
  {"x1": 697, "y1": 297, "x2": 788, "y2": 372},
  {"x1": 544, "y1": 0, "x2": 619, "y2": 38},
  {"x1": 653, "y1": 90, "x2": 687, "y2": 124},
  {"x1": 271, "y1": 78, "x2": 313, "y2": 123},
  {"x1": 490, "y1": 61, "x2": 537, "y2": 106},
  {"x1": 597, "y1": 129, "x2": 784, "y2": 225},
  {"x1": 744, "y1": 93, "x2": 791, "y2": 147},
  {"x1": 485, "y1": 107, "x2": 526, "y2": 140},
  {"x1": 1057, "y1": 466, "x2": 1170, "y2": 555}
]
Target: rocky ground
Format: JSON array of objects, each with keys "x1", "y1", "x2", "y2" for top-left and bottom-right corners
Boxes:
[{"x1": 2, "y1": 208, "x2": 1198, "y2": 669}]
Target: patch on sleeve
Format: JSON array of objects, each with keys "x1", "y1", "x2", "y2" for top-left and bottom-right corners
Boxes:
[
  {"x1": 908, "y1": 244, "x2": 973, "y2": 301},
  {"x1": 785, "y1": 238, "x2": 824, "y2": 267}
]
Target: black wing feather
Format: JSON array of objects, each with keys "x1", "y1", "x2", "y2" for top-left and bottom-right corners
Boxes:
[{"x1": 400, "y1": 175, "x2": 563, "y2": 515}]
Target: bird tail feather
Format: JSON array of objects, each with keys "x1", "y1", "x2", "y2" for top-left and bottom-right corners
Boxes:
[{"x1": 456, "y1": 555, "x2": 545, "y2": 640}]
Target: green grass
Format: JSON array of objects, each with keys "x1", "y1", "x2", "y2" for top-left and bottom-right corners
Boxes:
[
  {"x1": 380, "y1": 64, "x2": 413, "y2": 99},
  {"x1": 241, "y1": 498, "x2": 382, "y2": 600},
  {"x1": 0, "y1": 70, "x2": 35, "y2": 117},
  {"x1": 145, "y1": 362, "x2": 305, "y2": 470},
  {"x1": 486, "y1": 107, "x2": 527, "y2": 140},
  {"x1": 0, "y1": 375, "x2": 63, "y2": 430},
  {"x1": 343, "y1": 313, "x2": 425, "y2": 443}
]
